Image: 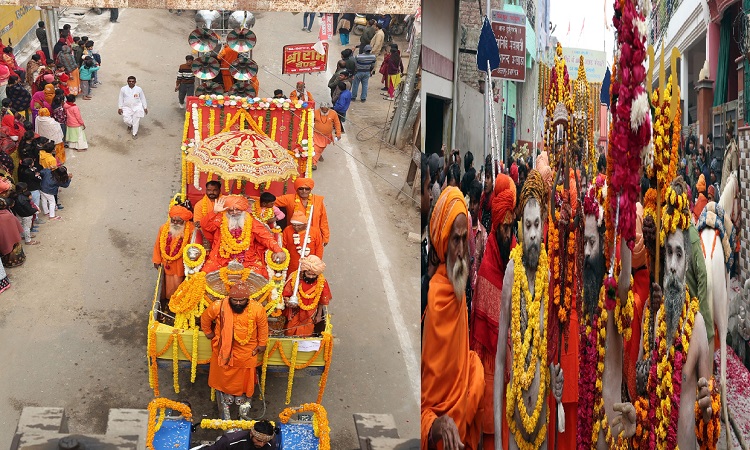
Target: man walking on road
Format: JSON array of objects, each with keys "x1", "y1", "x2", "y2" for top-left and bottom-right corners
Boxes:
[
  {"x1": 351, "y1": 45, "x2": 376, "y2": 102},
  {"x1": 35, "y1": 21, "x2": 50, "y2": 62},
  {"x1": 176, "y1": 55, "x2": 195, "y2": 108},
  {"x1": 311, "y1": 102, "x2": 341, "y2": 170},
  {"x1": 118, "y1": 76, "x2": 147, "y2": 139}
]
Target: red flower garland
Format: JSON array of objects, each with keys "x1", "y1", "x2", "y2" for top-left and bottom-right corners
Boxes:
[{"x1": 610, "y1": 0, "x2": 651, "y2": 251}]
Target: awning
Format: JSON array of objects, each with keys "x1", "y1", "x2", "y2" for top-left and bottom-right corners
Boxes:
[{"x1": 503, "y1": 4, "x2": 536, "y2": 68}]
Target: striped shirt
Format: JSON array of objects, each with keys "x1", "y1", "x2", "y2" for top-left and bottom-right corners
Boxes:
[
  {"x1": 354, "y1": 53, "x2": 377, "y2": 72},
  {"x1": 177, "y1": 63, "x2": 195, "y2": 85}
]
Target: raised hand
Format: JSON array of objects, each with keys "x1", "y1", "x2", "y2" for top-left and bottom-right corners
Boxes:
[
  {"x1": 611, "y1": 402, "x2": 637, "y2": 438},
  {"x1": 213, "y1": 197, "x2": 227, "y2": 213}
]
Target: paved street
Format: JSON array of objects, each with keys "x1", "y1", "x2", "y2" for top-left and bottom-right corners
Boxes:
[{"x1": 0, "y1": 9, "x2": 419, "y2": 448}]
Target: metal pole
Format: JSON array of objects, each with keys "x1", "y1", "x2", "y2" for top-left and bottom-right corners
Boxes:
[
  {"x1": 287, "y1": 204, "x2": 314, "y2": 307},
  {"x1": 485, "y1": 0, "x2": 491, "y2": 170}
]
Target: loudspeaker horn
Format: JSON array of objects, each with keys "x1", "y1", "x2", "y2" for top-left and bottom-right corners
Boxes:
[
  {"x1": 191, "y1": 55, "x2": 221, "y2": 80},
  {"x1": 188, "y1": 27, "x2": 220, "y2": 52},
  {"x1": 226, "y1": 28, "x2": 257, "y2": 53},
  {"x1": 228, "y1": 81, "x2": 257, "y2": 97},
  {"x1": 230, "y1": 55, "x2": 259, "y2": 81},
  {"x1": 195, "y1": 81, "x2": 225, "y2": 96}
]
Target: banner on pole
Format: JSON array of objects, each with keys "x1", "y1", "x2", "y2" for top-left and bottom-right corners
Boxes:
[
  {"x1": 318, "y1": 13, "x2": 334, "y2": 42},
  {"x1": 282, "y1": 43, "x2": 330, "y2": 74},
  {"x1": 490, "y1": 10, "x2": 526, "y2": 82}
]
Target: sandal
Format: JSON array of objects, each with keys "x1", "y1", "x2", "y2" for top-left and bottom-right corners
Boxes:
[{"x1": 25, "y1": 240, "x2": 40, "y2": 245}]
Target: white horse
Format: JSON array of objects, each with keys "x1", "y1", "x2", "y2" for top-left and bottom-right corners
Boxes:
[{"x1": 698, "y1": 172, "x2": 737, "y2": 437}]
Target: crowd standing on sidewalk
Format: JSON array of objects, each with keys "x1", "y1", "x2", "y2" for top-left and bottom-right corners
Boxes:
[{"x1": 0, "y1": 17, "x2": 110, "y2": 292}]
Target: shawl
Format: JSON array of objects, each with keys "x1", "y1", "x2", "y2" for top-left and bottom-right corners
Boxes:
[
  {"x1": 0, "y1": 209, "x2": 21, "y2": 255},
  {"x1": 35, "y1": 115, "x2": 63, "y2": 143}
]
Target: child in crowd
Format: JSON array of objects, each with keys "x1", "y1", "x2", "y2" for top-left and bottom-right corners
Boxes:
[
  {"x1": 78, "y1": 56, "x2": 99, "y2": 100},
  {"x1": 11, "y1": 182, "x2": 39, "y2": 245},
  {"x1": 64, "y1": 95, "x2": 87, "y2": 151},
  {"x1": 40, "y1": 165, "x2": 72, "y2": 220}
]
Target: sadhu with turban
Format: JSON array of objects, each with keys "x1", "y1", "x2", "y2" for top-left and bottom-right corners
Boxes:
[
  {"x1": 201, "y1": 280, "x2": 269, "y2": 413},
  {"x1": 468, "y1": 173, "x2": 515, "y2": 450},
  {"x1": 282, "y1": 254, "x2": 332, "y2": 337},
  {"x1": 422, "y1": 186, "x2": 485, "y2": 450},
  {"x1": 152, "y1": 204, "x2": 195, "y2": 299},
  {"x1": 275, "y1": 178, "x2": 330, "y2": 250},
  {"x1": 283, "y1": 208, "x2": 323, "y2": 275},
  {"x1": 201, "y1": 194, "x2": 286, "y2": 275}
]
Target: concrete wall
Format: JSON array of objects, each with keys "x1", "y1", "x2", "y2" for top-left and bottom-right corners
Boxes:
[
  {"x1": 423, "y1": 0, "x2": 456, "y2": 62},
  {"x1": 455, "y1": 81, "x2": 487, "y2": 161}
]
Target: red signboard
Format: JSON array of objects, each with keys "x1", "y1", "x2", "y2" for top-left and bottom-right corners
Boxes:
[
  {"x1": 282, "y1": 43, "x2": 330, "y2": 75},
  {"x1": 490, "y1": 10, "x2": 526, "y2": 82}
]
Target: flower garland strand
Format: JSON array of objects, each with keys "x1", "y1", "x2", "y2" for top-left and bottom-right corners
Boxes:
[
  {"x1": 286, "y1": 341, "x2": 298, "y2": 404},
  {"x1": 279, "y1": 403, "x2": 331, "y2": 450},
  {"x1": 610, "y1": 0, "x2": 651, "y2": 250},
  {"x1": 506, "y1": 243, "x2": 551, "y2": 449},
  {"x1": 200, "y1": 419, "x2": 275, "y2": 431},
  {"x1": 146, "y1": 398, "x2": 192, "y2": 450},
  {"x1": 218, "y1": 214, "x2": 253, "y2": 258}
]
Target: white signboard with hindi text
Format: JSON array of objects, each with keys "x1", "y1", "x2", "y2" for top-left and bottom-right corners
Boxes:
[{"x1": 561, "y1": 47, "x2": 608, "y2": 83}]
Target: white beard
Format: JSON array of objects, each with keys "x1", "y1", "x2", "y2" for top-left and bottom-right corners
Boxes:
[
  {"x1": 169, "y1": 223, "x2": 186, "y2": 237},
  {"x1": 228, "y1": 212, "x2": 246, "y2": 231},
  {"x1": 447, "y1": 253, "x2": 469, "y2": 300}
]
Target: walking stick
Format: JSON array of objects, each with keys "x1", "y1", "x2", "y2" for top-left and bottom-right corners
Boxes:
[{"x1": 288, "y1": 204, "x2": 314, "y2": 307}]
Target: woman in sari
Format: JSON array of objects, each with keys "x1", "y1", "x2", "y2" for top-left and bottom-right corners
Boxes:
[
  {"x1": 25, "y1": 53, "x2": 42, "y2": 87},
  {"x1": 35, "y1": 108, "x2": 65, "y2": 165},
  {"x1": 31, "y1": 84, "x2": 53, "y2": 125},
  {"x1": 0, "y1": 194, "x2": 25, "y2": 268}
]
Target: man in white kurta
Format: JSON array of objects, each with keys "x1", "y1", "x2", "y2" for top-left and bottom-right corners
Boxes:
[{"x1": 117, "y1": 76, "x2": 148, "y2": 139}]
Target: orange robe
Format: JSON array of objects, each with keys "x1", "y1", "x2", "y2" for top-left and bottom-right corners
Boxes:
[
  {"x1": 201, "y1": 211, "x2": 282, "y2": 275},
  {"x1": 218, "y1": 47, "x2": 239, "y2": 92},
  {"x1": 693, "y1": 193, "x2": 708, "y2": 223},
  {"x1": 282, "y1": 274, "x2": 331, "y2": 337},
  {"x1": 624, "y1": 266, "x2": 649, "y2": 400},
  {"x1": 152, "y1": 222, "x2": 194, "y2": 299},
  {"x1": 200, "y1": 298, "x2": 268, "y2": 396},
  {"x1": 194, "y1": 195, "x2": 221, "y2": 246},
  {"x1": 312, "y1": 109, "x2": 341, "y2": 164},
  {"x1": 422, "y1": 264, "x2": 484, "y2": 450},
  {"x1": 282, "y1": 226, "x2": 323, "y2": 274},
  {"x1": 275, "y1": 193, "x2": 330, "y2": 246},
  {"x1": 289, "y1": 90, "x2": 314, "y2": 103}
]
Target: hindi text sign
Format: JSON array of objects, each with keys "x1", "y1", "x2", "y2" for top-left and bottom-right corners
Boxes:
[
  {"x1": 490, "y1": 10, "x2": 526, "y2": 82},
  {"x1": 282, "y1": 43, "x2": 330, "y2": 75}
]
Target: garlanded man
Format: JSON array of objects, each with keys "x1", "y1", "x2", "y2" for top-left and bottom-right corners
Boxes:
[
  {"x1": 194, "y1": 180, "x2": 223, "y2": 246},
  {"x1": 469, "y1": 173, "x2": 516, "y2": 450},
  {"x1": 575, "y1": 178, "x2": 636, "y2": 449},
  {"x1": 282, "y1": 255, "x2": 331, "y2": 337},
  {"x1": 275, "y1": 178, "x2": 330, "y2": 249},
  {"x1": 201, "y1": 281, "x2": 268, "y2": 420},
  {"x1": 422, "y1": 186, "x2": 484, "y2": 450},
  {"x1": 311, "y1": 102, "x2": 342, "y2": 170},
  {"x1": 201, "y1": 194, "x2": 286, "y2": 275},
  {"x1": 494, "y1": 170, "x2": 564, "y2": 450},
  {"x1": 152, "y1": 205, "x2": 194, "y2": 299},
  {"x1": 289, "y1": 81, "x2": 314, "y2": 103},
  {"x1": 611, "y1": 178, "x2": 720, "y2": 449}
]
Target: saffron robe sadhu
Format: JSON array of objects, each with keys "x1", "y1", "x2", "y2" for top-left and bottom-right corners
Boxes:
[{"x1": 200, "y1": 297, "x2": 268, "y2": 396}]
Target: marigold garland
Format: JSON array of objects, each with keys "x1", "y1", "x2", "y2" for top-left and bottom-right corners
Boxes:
[
  {"x1": 695, "y1": 377, "x2": 721, "y2": 449},
  {"x1": 146, "y1": 398, "x2": 192, "y2": 450},
  {"x1": 271, "y1": 117, "x2": 278, "y2": 141},
  {"x1": 219, "y1": 213, "x2": 253, "y2": 258},
  {"x1": 251, "y1": 201, "x2": 275, "y2": 223},
  {"x1": 286, "y1": 341, "x2": 298, "y2": 404},
  {"x1": 219, "y1": 265, "x2": 251, "y2": 290},
  {"x1": 266, "y1": 247, "x2": 290, "y2": 272},
  {"x1": 659, "y1": 185, "x2": 690, "y2": 244},
  {"x1": 279, "y1": 403, "x2": 331, "y2": 450},
  {"x1": 158, "y1": 222, "x2": 191, "y2": 263},
  {"x1": 200, "y1": 418, "x2": 276, "y2": 431},
  {"x1": 288, "y1": 271, "x2": 326, "y2": 311},
  {"x1": 643, "y1": 188, "x2": 657, "y2": 221},
  {"x1": 506, "y1": 243, "x2": 550, "y2": 447},
  {"x1": 183, "y1": 243, "x2": 206, "y2": 277},
  {"x1": 635, "y1": 288, "x2": 699, "y2": 449}
]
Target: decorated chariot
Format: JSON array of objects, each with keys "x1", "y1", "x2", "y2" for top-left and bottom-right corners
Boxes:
[{"x1": 147, "y1": 94, "x2": 333, "y2": 412}]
